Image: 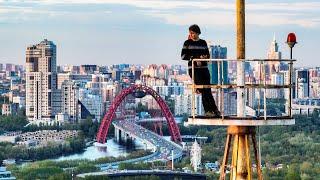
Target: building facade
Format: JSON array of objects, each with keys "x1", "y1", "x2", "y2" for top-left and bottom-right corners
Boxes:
[
  {"x1": 60, "y1": 81, "x2": 79, "y2": 123},
  {"x1": 174, "y1": 92, "x2": 204, "y2": 116},
  {"x1": 25, "y1": 39, "x2": 58, "y2": 123},
  {"x1": 79, "y1": 89, "x2": 103, "y2": 121},
  {"x1": 208, "y1": 45, "x2": 228, "y2": 85},
  {"x1": 296, "y1": 69, "x2": 310, "y2": 98}
]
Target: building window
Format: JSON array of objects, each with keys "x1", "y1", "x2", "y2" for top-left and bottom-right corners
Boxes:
[
  {"x1": 48, "y1": 57, "x2": 52, "y2": 72},
  {"x1": 48, "y1": 75, "x2": 51, "y2": 89}
]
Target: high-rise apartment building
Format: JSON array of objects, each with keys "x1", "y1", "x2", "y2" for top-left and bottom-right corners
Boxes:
[
  {"x1": 266, "y1": 72, "x2": 285, "y2": 98},
  {"x1": 208, "y1": 45, "x2": 228, "y2": 85},
  {"x1": 25, "y1": 39, "x2": 58, "y2": 123},
  {"x1": 309, "y1": 68, "x2": 320, "y2": 98},
  {"x1": 174, "y1": 89, "x2": 204, "y2": 116},
  {"x1": 61, "y1": 81, "x2": 79, "y2": 123},
  {"x1": 296, "y1": 69, "x2": 310, "y2": 98}
]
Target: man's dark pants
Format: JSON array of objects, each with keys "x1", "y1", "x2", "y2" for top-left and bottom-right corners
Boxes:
[{"x1": 188, "y1": 67, "x2": 219, "y2": 114}]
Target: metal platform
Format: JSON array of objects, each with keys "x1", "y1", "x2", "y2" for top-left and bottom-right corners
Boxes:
[
  {"x1": 187, "y1": 84, "x2": 292, "y2": 89},
  {"x1": 187, "y1": 59, "x2": 296, "y2": 127},
  {"x1": 186, "y1": 116, "x2": 295, "y2": 126}
]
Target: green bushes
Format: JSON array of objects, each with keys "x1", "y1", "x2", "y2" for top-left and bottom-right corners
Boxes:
[{"x1": 0, "y1": 137, "x2": 85, "y2": 162}]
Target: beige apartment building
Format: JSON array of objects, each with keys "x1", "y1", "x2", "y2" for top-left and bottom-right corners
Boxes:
[{"x1": 25, "y1": 39, "x2": 59, "y2": 123}]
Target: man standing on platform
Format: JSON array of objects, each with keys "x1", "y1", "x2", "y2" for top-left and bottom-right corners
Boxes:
[{"x1": 181, "y1": 24, "x2": 221, "y2": 117}]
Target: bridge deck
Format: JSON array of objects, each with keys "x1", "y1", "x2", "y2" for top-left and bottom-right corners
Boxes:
[
  {"x1": 187, "y1": 116, "x2": 295, "y2": 126},
  {"x1": 97, "y1": 120, "x2": 183, "y2": 170}
]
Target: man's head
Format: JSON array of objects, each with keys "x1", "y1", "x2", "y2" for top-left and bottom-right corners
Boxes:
[{"x1": 189, "y1": 24, "x2": 201, "y2": 41}]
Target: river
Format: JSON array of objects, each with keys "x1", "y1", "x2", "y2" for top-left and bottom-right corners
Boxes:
[{"x1": 55, "y1": 138, "x2": 145, "y2": 161}]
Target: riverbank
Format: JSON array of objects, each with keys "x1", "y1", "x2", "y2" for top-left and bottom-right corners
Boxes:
[
  {"x1": 0, "y1": 136, "x2": 86, "y2": 164},
  {"x1": 7, "y1": 149, "x2": 152, "y2": 179}
]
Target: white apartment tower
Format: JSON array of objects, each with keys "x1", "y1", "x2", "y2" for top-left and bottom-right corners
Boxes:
[{"x1": 26, "y1": 39, "x2": 58, "y2": 123}]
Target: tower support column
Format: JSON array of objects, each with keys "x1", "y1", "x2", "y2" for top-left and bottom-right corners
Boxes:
[
  {"x1": 220, "y1": 126, "x2": 262, "y2": 180},
  {"x1": 220, "y1": 0, "x2": 263, "y2": 179}
]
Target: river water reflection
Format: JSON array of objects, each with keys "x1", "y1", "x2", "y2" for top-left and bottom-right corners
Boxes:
[{"x1": 55, "y1": 138, "x2": 145, "y2": 161}]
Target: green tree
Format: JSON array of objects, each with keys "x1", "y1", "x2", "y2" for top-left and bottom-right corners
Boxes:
[
  {"x1": 300, "y1": 162, "x2": 312, "y2": 175},
  {"x1": 0, "y1": 115, "x2": 28, "y2": 132},
  {"x1": 80, "y1": 116, "x2": 99, "y2": 138},
  {"x1": 74, "y1": 162, "x2": 98, "y2": 174},
  {"x1": 285, "y1": 164, "x2": 301, "y2": 180},
  {"x1": 48, "y1": 173, "x2": 71, "y2": 180},
  {"x1": 17, "y1": 166, "x2": 63, "y2": 180},
  {"x1": 84, "y1": 176, "x2": 110, "y2": 180},
  {"x1": 312, "y1": 109, "x2": 319, "y2": 118}
]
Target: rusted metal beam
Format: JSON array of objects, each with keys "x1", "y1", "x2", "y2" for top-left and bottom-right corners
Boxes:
[
  {"x1": 245, "y1": 135, "x2": 252, "y2": 180},
  {"x1": 220, "y1": 134, "x2": 232, "y2": 180},
  {"x1": 252, "y1": 135, "x2": 263, "y2": 180},
  {"x1": 231, "y1": 133, "x2": 239, "y2": 180}
]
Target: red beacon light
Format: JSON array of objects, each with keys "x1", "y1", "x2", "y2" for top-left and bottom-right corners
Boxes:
[
  {"x1": 286, "y1": 33, "x2": 297, "y2": 59},
  {"x1": 287, "y1": 33, "x2": 297, "y2": 48}
]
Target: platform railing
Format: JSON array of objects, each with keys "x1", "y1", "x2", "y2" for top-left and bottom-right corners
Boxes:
[{"x1": 190, "y1": 59, "x2": 296, "y2": 121}]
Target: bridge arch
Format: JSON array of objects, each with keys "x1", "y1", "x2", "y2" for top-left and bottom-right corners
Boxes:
[{"x1": 96, "y1": 84, "x2": 182, "y2": 144}]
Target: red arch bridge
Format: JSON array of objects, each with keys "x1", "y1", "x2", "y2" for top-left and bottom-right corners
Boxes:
[{"x1": 96, "y1": 84, "x2": 182, "y2": 144}]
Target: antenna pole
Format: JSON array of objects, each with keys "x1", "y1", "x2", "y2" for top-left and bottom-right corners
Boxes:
[{"x1": 232, "y1": 0, "x2": 250, "y2": 179}]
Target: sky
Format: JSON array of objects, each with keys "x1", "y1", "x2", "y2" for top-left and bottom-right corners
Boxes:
[{"x1": 0, "y1": 0, "x2": 319, "y2": 67}]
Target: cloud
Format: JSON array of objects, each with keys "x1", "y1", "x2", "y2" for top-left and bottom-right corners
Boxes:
[
  {"x1": 248, "y1": 2, "x2": 320, "y2": 12},
  {"x1": 0, "y1": 0, "x2": 319, "y2": 27},
  {"x1": 7, "y1": 0, "x2": 234, "y2": 10},
  {"x1": 147, "y1": 10, "x2": 320, "y2": 28},
  {"x1": 17, "y1": 0, "x2": 320, "y2": 12}
]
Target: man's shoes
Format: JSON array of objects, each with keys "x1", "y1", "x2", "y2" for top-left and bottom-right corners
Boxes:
[
  {"x1": 214, "y1": 111, "x2": 221, "y2": 117},
  {"x1": 204, "y1": 111, "x2": 215, "y2": 117},
  {"x1": 205, "y1": 111, "x2": 221, "y2": 118}
]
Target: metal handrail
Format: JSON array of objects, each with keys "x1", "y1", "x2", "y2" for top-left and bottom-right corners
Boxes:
[
  {"x1": 191, "y1": 58, "x2": 296, "y2": 62},
  {"x1": 188, "y1": 84, "x2": 293, "y2": 89},
  {"x1": 190, "y1": 58, "x2": 295, "y2": 120}
]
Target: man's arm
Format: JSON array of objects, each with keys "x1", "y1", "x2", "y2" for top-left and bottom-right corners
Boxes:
[
  {"x1": 203, "y1": 41, "x2": 210, "y2": 58},
  {"x1": 181, "y1": 41, "x2": 191, "y2": 61}
]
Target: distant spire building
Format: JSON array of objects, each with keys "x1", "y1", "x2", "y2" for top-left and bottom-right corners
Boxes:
[
  {"x1": 268, "y1": 34, "x2": 281, "y2": 59},
  {"x1": 266, "y1": 36, "x2": 284, "y2": 99},
  {"x1": 267, "y1": 35, "x2": 282, "y2": 74},
  {"x1": 26, "y1": 39, "x2": 59, "y2": 123}
]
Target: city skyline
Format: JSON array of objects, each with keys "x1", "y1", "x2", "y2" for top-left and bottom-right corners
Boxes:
[
  {"x1": 0, "y1": 0, "x2": 319, "y2": 67},
  {"x1": 0, "y1": 1, "x2": 319, "y2": 179}
]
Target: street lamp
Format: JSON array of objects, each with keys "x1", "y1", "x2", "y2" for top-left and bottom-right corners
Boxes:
[{"x1": 286, "y1": 33, "x2": 297, "y2": 59}]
